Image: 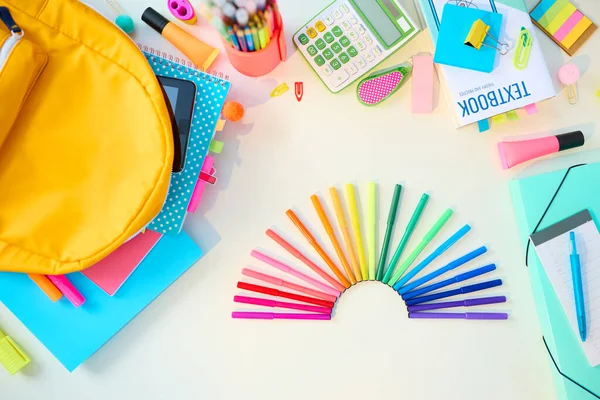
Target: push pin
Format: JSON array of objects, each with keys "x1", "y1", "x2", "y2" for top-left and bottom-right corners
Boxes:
[
  {"x1": 465, "y1": 19, "x2": 509, "y2": 55},
  {"x1": 558, "y1": 64, "x2": 580, "y2": 105}
]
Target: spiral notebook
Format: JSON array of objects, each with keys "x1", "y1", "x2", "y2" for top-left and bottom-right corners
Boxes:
[{"x1": 141, "y1": 46, "x2": 231, "y2": 235}]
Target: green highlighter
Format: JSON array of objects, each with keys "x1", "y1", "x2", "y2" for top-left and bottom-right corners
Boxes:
[
  {"x1": 375, "y1": 184, "x2": 402, "y2": 281},
  {"x1": 0, "y1": 326, "x2": 30, "y2": 375}
]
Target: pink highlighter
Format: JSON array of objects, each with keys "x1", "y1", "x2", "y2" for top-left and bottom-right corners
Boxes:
[
  {"x1": 46, "y1": 275, "x2": 86, "y2": 307},
  {"x1": 498, "y1": 131, "x2": 584, "y2": 169}
]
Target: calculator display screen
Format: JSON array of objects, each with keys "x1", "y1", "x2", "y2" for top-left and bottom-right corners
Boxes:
[{"x1": 351, "y1": 0, "x2": 403, "y2": 47}]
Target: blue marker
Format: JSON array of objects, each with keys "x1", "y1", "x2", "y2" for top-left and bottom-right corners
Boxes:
[
  {"x1": 398, "y1": 246, "x2": 487, "y2": 295},
  {"x1": 244, "y1": 27, "x2": 255, "y2": 51},
  {"x1": 392, "y1": 224, "x2": 471, "y2": 291},
  {"x1": 405, "y1": 279, "x2": 503, "y2": 306},
  {"x1": 403, "y1": 264, "x2": 496, "y2": 300},
  {"x1": 570, "y1": 231, "x2": 587, "y2": 342},
  {"x1": 228, "y1": 28, "x2": 241, "y2": 51}
]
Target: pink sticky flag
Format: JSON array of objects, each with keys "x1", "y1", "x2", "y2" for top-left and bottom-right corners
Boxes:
[
  {"x1": 188, "y1": 156, "x2": 215, "y2": 213},
  {"x1": 524, "y1": 103, "x2": 538, "y2": 115},
  {"x1": 82, "y1": 230, "x2": 162, "y2": 296},
  {"x1": 412, "y1": 54, "x2": 434, "y2": 113}
]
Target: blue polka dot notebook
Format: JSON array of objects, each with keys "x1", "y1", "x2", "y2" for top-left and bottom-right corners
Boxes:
[{"x1": 142, "y1": 48, "x2": 231, "y2": 235}]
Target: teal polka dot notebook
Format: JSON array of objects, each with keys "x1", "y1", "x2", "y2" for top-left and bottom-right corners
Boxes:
[{"x1": 142, "y1": 47, "x2": 231, "y2": 235}]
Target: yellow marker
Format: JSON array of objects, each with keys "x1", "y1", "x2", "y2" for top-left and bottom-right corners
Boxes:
[
  {"x1": 346, "y1": 183, "x2": 367, "y2": 281},
  {"x1": 329, "y1": 187, "x2": 362, "y2": 282},
  {"x1": 367, "y1": 182, "x2": 377, "y2": 280}
]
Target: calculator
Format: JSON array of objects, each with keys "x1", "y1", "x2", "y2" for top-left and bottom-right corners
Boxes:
[{"x1": 293, "y1": 0, "x2": 419, "y2": 93}]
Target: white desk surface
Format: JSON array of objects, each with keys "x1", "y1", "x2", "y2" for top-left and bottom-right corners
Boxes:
[{"x1": 3, "y1": 0, "x2": 600, "y2": 398}]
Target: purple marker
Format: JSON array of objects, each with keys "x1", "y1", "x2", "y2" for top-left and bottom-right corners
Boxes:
[
  {"x1": 407, "y1": 296, "x2": 507, "y2": 312},
  {"x1": 232, "y1": 312, "x2": 331, "y2": 320},
  {"x1": 409, "y1": 312, "x2": 508, "y2": 320}
]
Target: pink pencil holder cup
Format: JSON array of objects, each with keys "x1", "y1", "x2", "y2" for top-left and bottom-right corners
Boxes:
[{"x1": 222, "y1": 13, "x2": 287, "y2": 77}]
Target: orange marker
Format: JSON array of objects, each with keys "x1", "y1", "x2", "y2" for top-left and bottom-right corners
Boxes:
[
  {"x1": 310, "y1": 195, "x2": 356, "y2": 285},
  {"x1": 286, "y1": 210, "x2": 351, "y2": 289},
  {"x1": 329, "y1": 187, "x2": 362, "y2": 281},
  {"x1": 28, "y1": 274, "x2": 62, "y2": 302},
  {"x1": 266, "y1": 229, "x2": 346, "y2": 293}
]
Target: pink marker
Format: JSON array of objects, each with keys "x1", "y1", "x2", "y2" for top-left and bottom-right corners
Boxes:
[
  {"x1": 558, "y1": 64, "x2": 580, "y2": 105},
  {"x1": 242, "y1": 268, "x2": 337, "y2": 302},
  {"x1": 251, "y1": 250, "x2": 340, "y2": 297},
  {"x1": 231, "y1": 312, "x2": 330, "y2": 320},
  {"x1": 188, "y1": 156, "x2": 214, "y2": 212},
  {"x1": 46, "y1": 275, "x2": 86, "y2": 307},
  {"x1": 234, "y1": 295, "x2": 331, "y2": 314},
  {"x1": 498, "y1": 131, "x2": 584, "y2": 169}
]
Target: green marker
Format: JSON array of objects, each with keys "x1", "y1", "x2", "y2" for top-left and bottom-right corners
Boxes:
[
  {"x1": 375, "y1": 184, "x2": 402, "y2": 281},
  {"x1": 382, "y1": 194, "x2": 430, "y2": 284},
  {"x1": 386, "y1": 208, "x2": 454, "y2": 286}
]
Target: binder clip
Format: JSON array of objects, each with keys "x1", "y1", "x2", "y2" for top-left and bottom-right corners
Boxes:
[
  {"x1": 513, "y1": 27, "x2": 532, "y2": 70},
  {"x1": 465, "y1": 19, "x2": 509, "y2": 55}
]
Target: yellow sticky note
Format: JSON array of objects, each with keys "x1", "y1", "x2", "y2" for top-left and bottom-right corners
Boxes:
[
  {"x1": 506, "y1": 110, "x2": 519, "y2": 121},
  {"x1": 562, "y1": 16, "x2": 592, "y2": 49},
  {"x1": 492, "y1": 114, "x2": 507, "y2": 124},
  {"x1": 547, "y1": 3, "x2": 576, "y2": 34},
  {"x1": 215, "y1": 119, "x2": 226, "y2": 132}
]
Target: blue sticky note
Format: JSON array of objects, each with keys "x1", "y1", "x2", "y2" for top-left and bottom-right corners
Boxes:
[
  {"x1": 434, "y1": 4, "x2": 503, "y2": 73},
  {"x1": 0, "y1": 232, "x2": 202, "y2": 372},
  {"x1": 477, "y1": 118, "x2": 490, "y2": 132}
]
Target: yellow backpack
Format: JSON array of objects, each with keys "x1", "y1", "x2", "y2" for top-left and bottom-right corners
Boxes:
[{"x1": 0, "y1": 0, "x2": 173, "y2": 275}]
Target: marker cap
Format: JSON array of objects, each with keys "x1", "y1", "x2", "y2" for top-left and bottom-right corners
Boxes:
[
  {"x1": 557, "y1": 130, "x2": 584, "y2": 151},
  {"x1": 142, "y1": 7, "x2": 169, "y2": 35}
]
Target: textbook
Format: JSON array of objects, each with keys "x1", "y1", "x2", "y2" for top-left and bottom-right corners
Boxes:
[{"x1": 416, "y1": 0, "x2": 556, "y2": 127}]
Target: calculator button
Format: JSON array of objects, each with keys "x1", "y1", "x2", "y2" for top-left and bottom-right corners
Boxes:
[
  {"x1": 332, "y1": 26, "x2": 343, "y2": 37},
  {"x1": 340, "y1": 36, "x2": 351, "y2": 47},
  {"x1": 364, "y1": 34, "x2": 373, "y2": 45},
  {"x1": 331, "y1": 59, "x2": 342, "y2": 70},
  {"x1": 371, "y1": 47, "x2": 381, "y2": 57},
  {"x1": 323, "y1": 48, "x2": 334, "y2": 60},
  {"x1": 341, "y1": 21, "x2": 351, "y2": 31},
  {"x1": 333, "y1": 9, "x2": 343, "y2": 19},
  {"x1": 324, "y1": 32, "x2": 335, "y2": 43},
  {"x1": 357, "y1": 24, "x2": 366, "y2": 35},
  {"x1": 324, "y1": 16, "x2": 334, "y2": 26},
  {"x1": 346, "y1": 63, "x2": 358, "y2": 75},
  {"x1": 316, "y1": 38, "x2": 326, "y2": 50},
  {"x1": 355, "y1": 57, "x2": 367, "y2": 69},
  {"x1": 364, "y1": 51, "x2": 375, "y2": 62},
  {"x1": 348, "y1": 30, "x2": 359, "y2": 41},
  {"x1": 322, "y1": 65, "x2": 334, "y2": 76},
  {"x1": 315, "y1": 21, "x2": 326, "y2": 32},
  {"x1": 331, "y1": 42, "x2": 342, "y2": 53},
  {"x1": 349, "y1": 15, "x2": 358, "y2": 25},
  {"x1": 339, "y1": 52, "x2": 350, "y2": 64},
  {"x1": 347, "y1": 46, "x2": 358, "y2": 57},
  {"x1": 298, "y1": 34, "x2": 309, "y2": 45},
  {"x1": 341, "y1": 4, "x2": 350, "y2": 13},
  {"x1": 330, "y1": 71, "x2": 349, "y2": 88},
  {"x1": 356, "y1": 40, "x2": 366, "y2": 51},
  {"x1": 307, "y1": 45, "x2": 318, "y2": 56},
  {"x1": 306, "y1": 27, "x2": 318, "y2": 38},
  {"x1": 314, "y1": 55, "x2": 325, "y2": 66}
]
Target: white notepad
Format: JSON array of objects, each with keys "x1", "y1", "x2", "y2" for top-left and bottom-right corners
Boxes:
[{"x1": 531, "y1": 210, "x2": 600, "y2": 366}]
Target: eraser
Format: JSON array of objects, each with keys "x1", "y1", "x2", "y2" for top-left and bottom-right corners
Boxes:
[{"x1": 411, "y1": 54, "x2": 434, "y2": 113}]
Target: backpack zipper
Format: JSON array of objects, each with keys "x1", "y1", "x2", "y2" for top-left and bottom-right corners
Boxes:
[{"x1": 0, "y1": 7, "x2": 23, "y2": 72}]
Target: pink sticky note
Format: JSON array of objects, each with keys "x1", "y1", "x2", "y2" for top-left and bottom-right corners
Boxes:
[
  {"x1": 412, "y1": 54, "x2": 434, "y2": 113},
  {"x1": 82, "y1": 230, "x2": 162, "y2": 296},
  {"x1": 524, "y1": 103, "x2": 538, "y2": 115},
  {"x1": 188, "y1": 156, "x2": 215, "y2": 213}
]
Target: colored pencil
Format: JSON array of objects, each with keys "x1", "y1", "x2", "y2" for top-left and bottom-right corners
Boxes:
[
  {"x1": 329, "y1": 187, "x2": 361, "y2": 282},
  {"x1": 237, "y1": 282, "x2": 335, "y2": 308},
  {"x1": 251, "y1": 250, "x2": 340, "y2": 296},
  {"x1": 234, "y1": 295, "x2": 332, "y2": 314},
  {"x1": 311, "y1": 194, "x2": 356, "y2": 284},
  {"x1": 408, "y1": 312, "x2": 508, "y2": 320},
  {"x1": 407, "y1": 296, "x2": 507, "y2": 312},
  {"x1": 382, "y1": 194, "x2": 430, "y2": 284},
  {"x1": 386, "y1": 208, "x2": 454, "y2": 286},
  {"x1": 266, "y1": 229, "x2": 346, "y2": 292},
  {"x1": 232, "y1": 312, "x2": 331, "y2": 320},
  {"x1": 346, "y1": 183, "x2": 367, "y2": 281},
  {"x1": 286, "y1": 210, "x2": 351, "y2": 288},
  {"x1": 367, "y1": 182, "x2": 377, "y2": 280},
  {"x1": 242, "y1": 268, "x2": 337, "y2": 302},
  {"x1": 405, "y1": 279, "x2": 503, "y2": 306},
  {"x1": 376, "y1": 184, "x2": 402, "y2": 281},
  {"x1": 250, "y1": 23, "x2": 260, "y2": 50}
]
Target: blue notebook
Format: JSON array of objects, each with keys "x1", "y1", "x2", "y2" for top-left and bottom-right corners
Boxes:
[
  {"x1": 511, "y1": 163, "x2": 600, "y2": 399},
  {"x1": 144, "y1": 50, "x2": 231, "y2": 235},
  {"x1": 0, "y1": 232, "x2": 202, "y2": 372}
]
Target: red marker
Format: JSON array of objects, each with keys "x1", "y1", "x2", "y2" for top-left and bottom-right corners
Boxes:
[
  {"x1": 199, "y1": 171, "x2": 217, "y2": 184},
  {"x1": 237, "y1": 282, "x2": 334, "y2": 308},
  {"x1": 295, "y1": 81, "x2": 303, "y2": 102}
]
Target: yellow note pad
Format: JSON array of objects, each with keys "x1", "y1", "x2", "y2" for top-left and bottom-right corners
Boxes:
[
  {"x1": 547, "y1": 3, "x2": 576, "y2": 35},
  {"x1": 562, "y1": 17, "x2": 593, "y2": 49}
]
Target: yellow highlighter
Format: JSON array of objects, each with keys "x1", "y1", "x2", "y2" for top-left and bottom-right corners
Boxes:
[
  {"x1": 346, "y1": 183, "x2": 368, "y2": 281},
  {"x1": 0, "y1": 327, "x2": 30, "y2": 375},
  {"x1": 330, "y1": 187, "x2": 362, "y2": 282}
]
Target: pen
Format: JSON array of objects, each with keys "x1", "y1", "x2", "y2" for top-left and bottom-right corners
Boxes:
[
  {"x1": 237, "y1": 282, "x2": 334, "y2": 308},
  {"x1": 242, "y1": 268, "x2": 337, "y2": 302},
  {"x1": 409, "y1": 312, "x2": 508, "y2": 320},
  {"x1": 570, "y1": 231, "x2": 587, "y2": 342},
  {"x1": 376, "y1": 184, "x2": 402, "y2": 281},
  {"x1": 407, "y1": 296, "x2": 507, "y2": 312},
  {"x1": 405, "y1": 279, "x2": 503, "y2": 306},
  {"x1": 346, "y1": 183, "x2": 367, "y2": 280},
  {"x1": 330, "y1": 187, "x2": 361, "y2": 281},
  {"x1": 234, "y1": 295, "x2": 332, "y2": 314},
  {"x1": 232, "y1": 312, "x2": 331, "y2": 320}
]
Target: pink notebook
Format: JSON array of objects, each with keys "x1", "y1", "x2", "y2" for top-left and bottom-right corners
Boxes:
[{"x1": 82, "y1": 230, "x2": 162, "y2": 296}]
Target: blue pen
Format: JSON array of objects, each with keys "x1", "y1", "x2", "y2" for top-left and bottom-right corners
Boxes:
[
  {"x1": 570, "y1": 231, "x2": 587, "y2": 342},
  {"x1": 244, "y1": 27, "x2": 255, "y2": 51},
  {"x1": 228, "y1": 28, "x2": 241, "y2": 51},
  {"x1": 405, "y1": 279, "x2": 503, "y2": 306},
  {"x1": 398, "y1": 246, "x2": 487, "y2": 295},
  {"x1": 392, "y1": 224, "x2": 471, "y2": 291},
  {"x1": 403, "y1": 264, "x2": 496, "y2": 300}
]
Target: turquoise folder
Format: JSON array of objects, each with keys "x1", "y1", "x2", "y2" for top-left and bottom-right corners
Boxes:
[{"x1": 510, "y1": 162, "x2": 600, "y2": 399}]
